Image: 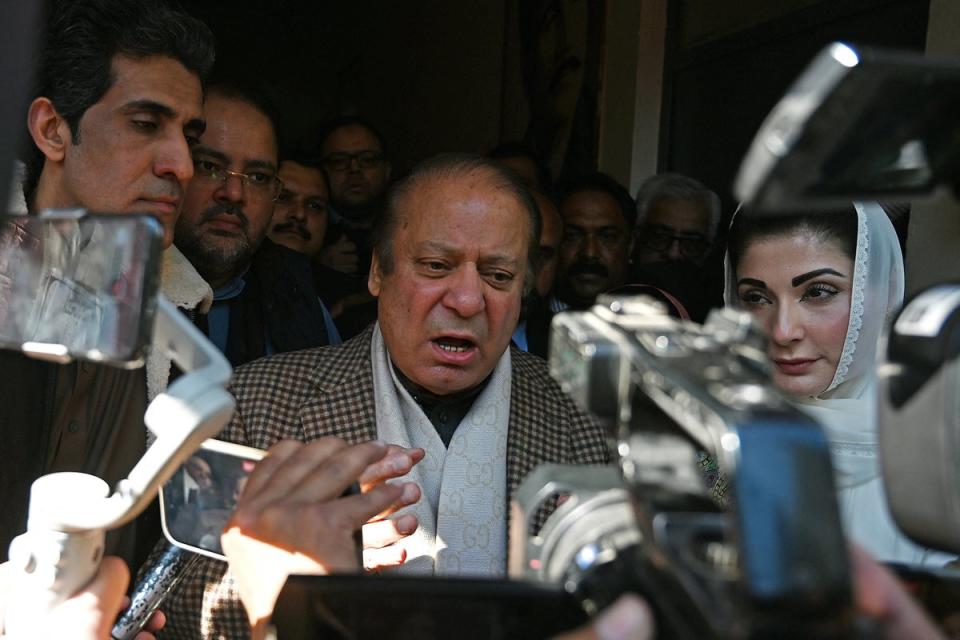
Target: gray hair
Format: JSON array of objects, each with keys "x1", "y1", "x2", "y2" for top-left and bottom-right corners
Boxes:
[
  {"x1": 371, "y1": 153, "x2": 542, "y2": 294},
  {"x1": 634, "y1": 173, "x2": 722, "y2": 241}
]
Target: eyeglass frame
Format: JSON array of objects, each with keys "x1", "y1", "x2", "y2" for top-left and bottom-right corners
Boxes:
[
  {"x1": 636, "y1": 225, "x2": 711, "y2": 259},
  {"x1": 192, "y1": 159, "x2": 286, "y2": 202},
  {"x1": 321, "y1": 150, "x2": 387, "y2": 172}
]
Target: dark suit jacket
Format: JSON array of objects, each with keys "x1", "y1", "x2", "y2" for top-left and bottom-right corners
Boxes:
[{"x1": 162, "y1": 326, "x2": 609, "y2": 639}]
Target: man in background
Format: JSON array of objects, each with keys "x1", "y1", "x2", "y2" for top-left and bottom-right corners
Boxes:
[
  {"x1": 174, "y1": 84, "x2": 339, "y2": 367},
  {"x1": 1, "y1": 0, "x2": 214, "y2": 569},
  {"x1": 553, "y1": 172, "x2": 634, "y2": 311},
  {"x1": 631, "y1": 173, "x2": 722, "y2": 321},
  {"x1": 315, "y1": 116, "x2": 392, "y2": 337}
]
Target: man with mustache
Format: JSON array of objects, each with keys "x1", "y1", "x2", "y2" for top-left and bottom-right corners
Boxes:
[
  {"x1": 175, "y1": 84, "x2": 340, "y2": 367},
  {"x1": 267, "y1": 154, "x2": 330, "y2": 259},
  {"x1": 554, "y1": 172, "x2": 634, "y2": 310},
  {"x1": 163, "y1": 154, "x2": 609, "y2": 637}
]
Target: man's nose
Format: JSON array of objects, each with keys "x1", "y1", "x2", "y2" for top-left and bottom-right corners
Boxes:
[
  {"x1": 215, "y1": 173, "x2": 246, "y2": 204},
  {"x1": 770, "y1": 302, "x2": 804, "y2": 345},
  {"x1": 665, "y1": 238, "x2": 684, "y2": 262},
  {"x1": 155, "y1": 135, "x2": 194, "y2": 186},
  {"x1": 287, "y1": 201, "x2": 307, "y2": 223},
  {"x1": 580, "y1": 233, "x2": 601, "y2": 258},
  {"x1": 443, "y1": 265, "x2": 485, "y2": 317},
  {"x1": 346, "y1": 155, "x2": 363, "y2": 173}
]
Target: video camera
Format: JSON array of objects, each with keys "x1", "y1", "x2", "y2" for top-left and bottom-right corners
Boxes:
[
  {"x1": 510, "y1": 297, "x2": 857, "y2": 638},
  {"x1": 506, "y1": 41, "x2": 960, "y2": 639}
]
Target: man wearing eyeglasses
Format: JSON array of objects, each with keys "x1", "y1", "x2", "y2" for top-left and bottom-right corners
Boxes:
[
  {"x1": 631, "y1": 173, "x2": 720, "y2": 268},
  {"x1": 315, "y1": 116, "x2": 393, "y2": 338},
  {"x1": 553, "y1": 172, "x2": 635, "y2": 311},
  {"x1": 629, "y1": 173, "x2": 723, "y2": 322},
  {"x1": 174, "y1": 84, "x2": 339, "y2": 366}
]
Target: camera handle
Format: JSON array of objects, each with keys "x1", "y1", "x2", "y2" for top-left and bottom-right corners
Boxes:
[{"x1": 3, "y1": 296, "x2": 234, "y2": 638}]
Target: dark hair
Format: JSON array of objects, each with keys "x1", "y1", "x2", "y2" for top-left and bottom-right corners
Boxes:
[
  {"x1": 278, "y1": 147, "x2": 330, "y2": 191},
  {"x1": 24, "y1": 0, "x2": 216, "y2": 206},
  {"x1": 317, "y1": 115, "x2": 388, "y2": 157},
  {"x1": 279, "y1": 147, "x2": 323, "y2": 169},
  {"x1": 557, "y1": 172, "x2": 636, "y2": 230},
  {"x1": 371, "y1": 153, "x2": 542, "y2": 293},
  {"x1": 727, "y1": 207, "x2": 859, "y2": 272},
  {"x1": 205, "y1": 82, "x2": 280, "y2": 150},
  {"x1": 487, "y1": 140, "x2": 552, "y2": 191}
]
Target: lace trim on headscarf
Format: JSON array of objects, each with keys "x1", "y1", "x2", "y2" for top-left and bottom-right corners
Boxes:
[{"x1": 824, "y1": 210, "x2": 870, "y2": 395}]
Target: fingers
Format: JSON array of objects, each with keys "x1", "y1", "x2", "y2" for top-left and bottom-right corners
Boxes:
[
  {"x1": 241, "y1": 438, "x2": 346, "y2": 500},
  {"x1": 320, "y1": 482, "x2": 407, "y2": 533},
  {"x1": 362, "y1": 514, "x2": 419, "y2": 549},
  {"x1": 88, "y1": 556, "x2": 130, "y2": 619},
  {"x1": 144, "y1": 609, "x2": 166, "y2": 634},
  {"x1": 281, "y1": 440, "x2": 393, "y2": 506},
  {"x1": 370, "y1": 481, "x2": 421, "y2": 521},
  {"x1": 359, "y1": 446, "x2": 425, "y2": 490},
  {"x1": 363, "y1": 544, "x2": 408, "y2": 571},
  {"x1": 850, "y1": 545, "x2": 946, "y2": 640},
  {"x1": 553, "y1": 594, "x2": 655, "y2": 640}
]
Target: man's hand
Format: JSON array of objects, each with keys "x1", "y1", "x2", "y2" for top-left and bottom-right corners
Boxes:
[
  {"x1": 552, "y1": 595, "x2": 655, "y2": 640},
  {"x1": 358, "y1": 445, "x2": 424, "y2": 570},
  {"x1": 319, "y1": 235, "x2": 359, "y2": 274},
  {"x1": 851, "y1": 546, "x2": 946, "y2": 640},
  {"x1": 0, "y1": 556, "x2": 162, "y2": 640},
  {"x1": 221, "y1": 438, "x2": 417, "y2": 632}
]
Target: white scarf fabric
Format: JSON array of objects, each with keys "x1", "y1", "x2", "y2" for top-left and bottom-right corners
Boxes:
[
  {"x1": 724, "y1": 203, "x2": 948, "y2": 565},
  {"x1": 370, "y1": 323, "x2": 510, "y2": 577}
]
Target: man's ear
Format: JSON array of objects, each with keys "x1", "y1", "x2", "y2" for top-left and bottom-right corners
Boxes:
[
  {"x1": 27, "y1": 97, "x2": 71, "y2": 163},
  {"x1": 368, "y1": 252, "x2": 383, "y2": 297}
]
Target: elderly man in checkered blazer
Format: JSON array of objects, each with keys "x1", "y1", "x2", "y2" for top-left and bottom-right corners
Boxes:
[{"x1": 161, "y1": 153, "x2": 609, "y2": 638}]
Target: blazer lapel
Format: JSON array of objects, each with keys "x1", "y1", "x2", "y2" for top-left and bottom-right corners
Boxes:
[{"x1": 300, "y1": 325, "x2": 378, "y2": 444}]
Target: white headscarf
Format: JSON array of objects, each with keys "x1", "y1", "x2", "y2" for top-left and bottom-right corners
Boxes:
[{"x1": 724, "y1": 202, "x2": 905, "y2": 488}]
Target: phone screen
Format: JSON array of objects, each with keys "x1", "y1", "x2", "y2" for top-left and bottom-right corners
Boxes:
[{"x1": 160, "y1": 439, "x2": 265, "y2": 561}]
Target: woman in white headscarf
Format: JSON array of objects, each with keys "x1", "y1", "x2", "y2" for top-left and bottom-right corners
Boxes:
[{"x1": 725, "y1": 202, "x2": 949, "y2": 566}]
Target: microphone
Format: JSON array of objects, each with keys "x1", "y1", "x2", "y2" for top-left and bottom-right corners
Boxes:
[{"x1": 111, "y1": 543, "x2": 201, "y2": 640}]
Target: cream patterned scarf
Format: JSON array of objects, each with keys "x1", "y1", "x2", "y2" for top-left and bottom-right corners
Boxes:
[{"x1": 370, "y1": 323, "x2": 510, "y2": 577}]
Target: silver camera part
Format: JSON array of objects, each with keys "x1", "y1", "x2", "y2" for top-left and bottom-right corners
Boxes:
[
  {"x1": 880, "y1": 284, "x2": 960, "y2": 554},
  {"x1": 529, "y1": 295, "x2": 854, "y2": 637}
]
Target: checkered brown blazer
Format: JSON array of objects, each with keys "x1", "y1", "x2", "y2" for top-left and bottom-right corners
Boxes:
[{"x1": 160, "y1": 325, "x2": 609, "y2": 639}]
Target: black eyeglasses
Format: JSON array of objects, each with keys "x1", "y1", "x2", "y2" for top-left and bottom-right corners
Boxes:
[
  {"x1": 322, "y1": 151, "x2": 385, "y2": 172},
  {"x1": 638, "y1": 226, "x2": 710, "y2": 259}
]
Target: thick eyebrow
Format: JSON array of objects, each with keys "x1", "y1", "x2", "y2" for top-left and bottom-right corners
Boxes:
[
  {"x1": 737, "y1": 277, "x2": 766, "y2": 288},
  {"x1": 244, "y1": 159, "x2": 279, "y2": 174},
  {"x1": 791, "y1": 268, "x2": 845, "y2": 287},
  {"x1": 122, "y1": 99, "x2": 205, "y2": 136},
  {"x1": 192, "y1": 145, "x2": 228, "y2": 164}
]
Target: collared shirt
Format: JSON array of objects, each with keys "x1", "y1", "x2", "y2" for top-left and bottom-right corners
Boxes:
[
  {"x1": 511, "y1": 320, "x2": 529, "y2": 352},
  {"x1": 549, "y1": 297, "x2": 570, "y2": 314},
  {"x1": 393, "y1": 365, "x2": 490, "y2": 447}
]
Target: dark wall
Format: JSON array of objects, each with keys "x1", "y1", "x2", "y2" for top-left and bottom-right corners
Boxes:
[
  {"x1": 662, "y1": 0, "x2": 931, "y2": 217},
  {"x1": 185, "y1": 1, "x2": 507, "y2": 174}
]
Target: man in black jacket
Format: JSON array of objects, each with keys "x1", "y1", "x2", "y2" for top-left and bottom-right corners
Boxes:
[
  {"x1": 1, "y1": 0, "x2": 215, "y2": 568},
  {"x1": 174, "y1": 83, "x2": 340, "y2": 367}
]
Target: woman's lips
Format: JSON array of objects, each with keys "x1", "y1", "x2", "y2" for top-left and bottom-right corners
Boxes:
[{"x1": 774, "y1": 358, "x2": 819, "y2": 375}]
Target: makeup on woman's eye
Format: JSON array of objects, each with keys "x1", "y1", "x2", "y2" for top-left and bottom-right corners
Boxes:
[
  {"x1": 801, "y1": 283, "x2": 840, "y2": 302},
  {"x1": 791, "y1": 268, "x2": 845, "y2": 287}
]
